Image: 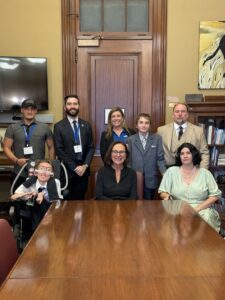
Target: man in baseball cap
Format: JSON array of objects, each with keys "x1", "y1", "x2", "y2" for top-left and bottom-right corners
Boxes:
[
  {"x1": 21, "y1": 99, "x2": 37, "y2": 109},
  {"x1": 3, "y1": 97, "x2": 55, "y2": 188}
]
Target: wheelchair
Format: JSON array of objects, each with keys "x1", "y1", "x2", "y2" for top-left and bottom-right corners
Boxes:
[{"x1": 10, "y1": 159, "x2": 68, "y2": 252}]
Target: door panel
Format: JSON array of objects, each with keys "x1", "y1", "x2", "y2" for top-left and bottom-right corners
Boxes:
[
  {"x1": 91, "y1": 54, "x2": 138, "y2": 152},
  {"x1": 77, "y1": 39, "x2": 152, "y2": 150}
]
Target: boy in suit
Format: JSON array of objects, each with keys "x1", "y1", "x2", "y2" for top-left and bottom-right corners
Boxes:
[
  {"x1": 11, "y1": 160, "x2": 61, "y2": 231},
  {"x1": 127, "y1": 113, "x2": 166, "y2": 200}
]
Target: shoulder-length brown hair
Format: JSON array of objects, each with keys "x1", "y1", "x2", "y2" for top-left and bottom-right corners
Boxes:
[
  {"x1": 104, "y1": 141, "x2": 129, "y2": 166},
  {"x1": 105, "y1": 107, "x2": 130, "y2": 139}
]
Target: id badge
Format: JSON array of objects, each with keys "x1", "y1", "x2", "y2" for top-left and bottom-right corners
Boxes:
[
  {"x1": 23, "y1": 146, "x2": 34, "y2": 155},
  {"x1": 74, "y1": 145, "x2": 82, "y2": 153}
]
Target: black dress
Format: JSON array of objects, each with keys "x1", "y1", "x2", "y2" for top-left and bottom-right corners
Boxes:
[{"x1": 95, "y1": 165, "x2": 137, "y2": 200}]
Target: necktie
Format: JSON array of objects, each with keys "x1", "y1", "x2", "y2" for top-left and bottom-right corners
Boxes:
[
  {"x1": 73, "y1": 121, "x2": 80, "y2": 144},
  {"x1": 38, "y1": 187, "x2": 45, "y2": 193},
  {"x1": 142, "y1": 136, "x2": 147, "y2": 150},
  {"x1": 178, "y1": 126, "x2": 183, "y2": 140}
]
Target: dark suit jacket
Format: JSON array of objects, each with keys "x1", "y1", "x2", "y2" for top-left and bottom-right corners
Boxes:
[
  {"x1": 54, "y1": 117, "x2": 94, "y2": 176},
  {"x1": 127, "y1": 133, "x2": 166, "y2": 189},
  {"x1": 100, "y1": 128, "x2": 135, "y2": 161}
]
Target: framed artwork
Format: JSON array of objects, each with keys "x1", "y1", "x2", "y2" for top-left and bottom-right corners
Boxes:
[
  {"x1": 0, "y1": 127, "x2": 6, "y2": 152},
  {"x1": 104, "y1": 108, "x2": 125, "y2": 124},
  {"x1": 199, "y1": 21, "x2": 225, "y2": 89}
]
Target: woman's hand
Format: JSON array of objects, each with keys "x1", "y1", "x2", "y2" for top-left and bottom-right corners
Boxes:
[
  {"x1": 160, "y1": 192, "x2": 170, "y2": 200},
  {"x1": 194, "y1": 195, "x2": 219, "y2": 213}
]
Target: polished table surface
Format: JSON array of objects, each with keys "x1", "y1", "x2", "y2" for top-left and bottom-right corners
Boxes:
[{"x1": 1, "y1": 200, "x2": 225, "y2": 299}]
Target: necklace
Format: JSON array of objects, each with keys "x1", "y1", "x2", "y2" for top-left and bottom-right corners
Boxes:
[{"x1": 180, "y1": 166, "x2": 197, "y2": 184}]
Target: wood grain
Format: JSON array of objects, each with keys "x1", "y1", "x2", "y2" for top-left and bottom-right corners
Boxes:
[{"x1": 1, "y1": 200, "x2": 224, "y2": 299}]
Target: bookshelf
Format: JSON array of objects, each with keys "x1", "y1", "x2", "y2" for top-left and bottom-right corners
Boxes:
[
  {"x1": 188, "y1": 102, "x2": 225, "y2": 165},
  {"x1": 188, "y1": 101, "x2": 225, "y2": 197}
]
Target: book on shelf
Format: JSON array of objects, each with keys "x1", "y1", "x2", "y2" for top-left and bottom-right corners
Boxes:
[
  {"x1": 205, "y1": 127, "x2": 225, "y2": 145},
  {"x1": 207, "y1": 125, "x2": 214, "y2": 145},
  {"x1": 217, "y1": 153, "x2": 225, "y2": 166},
  {"x1": 214, "y1": 129, "x2": 225, "y2": 145},
  {"x1": 210, "y1": 146, "x2": 219, "y2": 166}
]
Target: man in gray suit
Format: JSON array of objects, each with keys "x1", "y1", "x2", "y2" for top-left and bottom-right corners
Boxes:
[{"x1": 157, "y1": 103, "x2": 209, "y2": 168}]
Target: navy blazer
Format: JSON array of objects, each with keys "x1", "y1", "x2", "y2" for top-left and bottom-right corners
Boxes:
[
  {"x1": 127, "y1": 133, "x2": 166, "y2": 189},
  {"x1": 54, "y1": 117, "x2": 94, "y2": 176}
]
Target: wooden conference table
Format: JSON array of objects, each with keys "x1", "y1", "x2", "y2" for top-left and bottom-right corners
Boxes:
[{"x1": 1, "y1": 200, "x2": 225, "y2": 299}]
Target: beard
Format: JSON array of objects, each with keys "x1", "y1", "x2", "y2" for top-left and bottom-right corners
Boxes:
[{"x1": 65, "y1": 108, "x2": 79, "y2": 117}]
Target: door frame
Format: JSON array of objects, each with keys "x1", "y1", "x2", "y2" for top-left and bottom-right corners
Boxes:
[{"x1": 61, "y1": 0, "x2": 167, "y2": 128}]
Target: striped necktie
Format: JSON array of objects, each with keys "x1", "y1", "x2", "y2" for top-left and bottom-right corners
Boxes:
[{"x1": 142, "y1": 136, "x2": 147, "y2": 150}]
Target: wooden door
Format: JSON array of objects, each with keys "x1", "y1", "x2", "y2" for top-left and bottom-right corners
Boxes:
[{"x1": 76, "y1": 39, "x2": 152, "y2": 152}]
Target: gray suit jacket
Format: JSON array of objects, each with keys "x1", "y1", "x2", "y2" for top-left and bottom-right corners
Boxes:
[
  {"x1": 157, "y1": 122, "x2": 209, "y2": 168},
  {"x1": 127, "y1": 133, "x2": 166, "y2": 189}
]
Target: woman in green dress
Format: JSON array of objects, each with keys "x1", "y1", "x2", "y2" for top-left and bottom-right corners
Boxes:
[{"x1": 159, "y1": 142, "x2": 221, "y2": 232}]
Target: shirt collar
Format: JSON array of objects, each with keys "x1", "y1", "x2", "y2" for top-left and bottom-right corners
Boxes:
[
  {"x1": 21, "y1": 119, "x2": 37, "y2": 126},
  {"x1": 36, "y1": 180, "x2": 47, "y2": 190},
  {"x1": 139, "y1": 132, "x2": 149, "y2": 140},
  {"x1": 174, "y1": 122, "x2": 187, "y2": 131},
  {"x1": 67, "y1": 115, "x2": 79, "y2": 126}
]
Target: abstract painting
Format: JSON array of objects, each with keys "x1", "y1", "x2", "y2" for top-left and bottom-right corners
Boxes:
[{"x1": 199, "y1": 21, "x2": 225, "y2": 89}]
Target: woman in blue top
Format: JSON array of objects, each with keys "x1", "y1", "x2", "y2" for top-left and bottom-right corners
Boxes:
[
  {"x1": 159, "y1": 143, "x2": 221, "y2": 232},
  {"x1": 100, "y1": 107, "x2": 135, "y2": 162}
]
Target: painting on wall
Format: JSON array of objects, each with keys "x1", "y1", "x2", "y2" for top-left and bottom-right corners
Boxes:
[{"x1": 199, "y1": 21, "x2": 225, "y2": 89}]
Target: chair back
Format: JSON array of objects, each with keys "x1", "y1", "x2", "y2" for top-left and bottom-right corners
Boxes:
[
  {"x1": 136, "y1": 171, "x2": 144, "y2": 200},
  {"x1": 0, "y1": 219, "x2": 19, "y2": 286}
]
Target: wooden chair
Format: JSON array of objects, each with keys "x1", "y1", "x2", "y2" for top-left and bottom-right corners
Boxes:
[
  {"x1": 0, "y1": 219, "x2": 19, "y2": 286},
  {"x1": 136, "y1": 171, "x2": 144, "y2": 200}
]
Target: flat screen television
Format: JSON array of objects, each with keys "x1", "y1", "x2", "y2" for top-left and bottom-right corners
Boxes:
[{"x1": 0, "y1": 56, "x2": 48, "y2": 112}]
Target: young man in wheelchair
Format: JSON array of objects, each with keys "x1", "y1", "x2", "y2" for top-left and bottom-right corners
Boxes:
[{"x1": 11, "y1": 160, "x2": 62, "y2": 233}]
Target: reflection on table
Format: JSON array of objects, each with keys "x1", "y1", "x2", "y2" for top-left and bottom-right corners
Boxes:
[{"x1": 1, "y1": 200, "x2": 225, "y2": 299}]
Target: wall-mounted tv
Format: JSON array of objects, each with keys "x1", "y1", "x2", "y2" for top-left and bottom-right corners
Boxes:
[{"x1": 0, "y1": 56, "x2": 48, "y2": 112}]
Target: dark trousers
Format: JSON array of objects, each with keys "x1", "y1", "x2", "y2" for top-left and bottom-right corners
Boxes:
[
  {"x1": 31, "y1": 200, "x2": 51, "y2": 231},
  {"x1": 68, "y1": 172, "x2": 89, "y2": 200},
  {"x1": 143, "y1": 186, "x2": 156, "y2": 200}
]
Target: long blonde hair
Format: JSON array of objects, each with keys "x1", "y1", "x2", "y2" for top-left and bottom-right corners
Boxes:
[{"x1": 105, "y1": 107, "x2": 130, "y2": 139}]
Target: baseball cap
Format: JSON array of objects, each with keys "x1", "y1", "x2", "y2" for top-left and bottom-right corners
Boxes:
[{"x1": 21, "y1": 99, "x2": 37, "y2": 109}]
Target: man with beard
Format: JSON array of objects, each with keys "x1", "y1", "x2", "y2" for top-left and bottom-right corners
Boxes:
[{"x1": 54, "y1": 95, "x2": 94, "y2": 200}]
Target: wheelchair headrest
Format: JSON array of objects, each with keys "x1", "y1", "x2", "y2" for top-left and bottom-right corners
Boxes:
[{"x1": 26, "y1": 160, "x2": 61, "y2": 180}]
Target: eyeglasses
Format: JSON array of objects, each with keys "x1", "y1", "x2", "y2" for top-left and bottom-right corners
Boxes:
[
  {"x1": 35, "y1": 168, "x2": 53, "y2": 176},
  {"x1": 111, "y1": 150, "x2": 126, "y2": 155}
]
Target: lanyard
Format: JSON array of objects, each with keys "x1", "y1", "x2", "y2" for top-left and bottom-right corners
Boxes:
[{"x1": 22, "y1": 124, "x2": 36, "y2": 146}]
